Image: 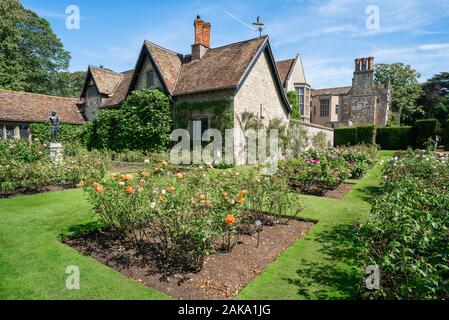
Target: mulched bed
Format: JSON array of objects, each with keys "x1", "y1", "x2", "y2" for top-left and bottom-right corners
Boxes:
[
  {"x1": 65, "y1": 218, "x2": 314, "y2": 300},
  {"x1": 0, "y1": 184, "x2": 77, "y2": 199},
  {"x1": 324, "y1": 183, "x2": 354, "y2": 199},
  {"x1": 109, "y1": 162, "x2": 148, "y2": 172}
]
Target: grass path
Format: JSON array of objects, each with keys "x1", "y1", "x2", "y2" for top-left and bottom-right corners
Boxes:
[
  {"x1": 237, "y1": 150, "x2": 395, "y2": 299},
  {"x1": 0, "y1": 151, "x2": 394, "y2": 299}
]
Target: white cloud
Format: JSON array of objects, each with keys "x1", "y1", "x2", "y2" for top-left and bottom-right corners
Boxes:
[{"x1": 418, "y1": 43, "x2": 449, "y2": 51}]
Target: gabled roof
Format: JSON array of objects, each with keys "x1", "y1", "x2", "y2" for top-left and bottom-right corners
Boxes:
[
  {"x1": 144, "y1": 41, "x2": 183, "y2": 94},
  {"x1": 101, "y1": 69, "x2": 135, "y2": 108},
  {"x1": 86, "y1": 66, "x2": 124, "y2": 96},
  {"x1": 276, "y1": 58, "x2": 295, "y2": 85},
  {"x1": 311, "y1": 86, "x2": 352, "y2": 97},
  {"x1": 173, "y1": 37, "x2": 268, "y2": 96},
  {"x1": 0, "y1": 90, "x2": 85, "y2": 124}
]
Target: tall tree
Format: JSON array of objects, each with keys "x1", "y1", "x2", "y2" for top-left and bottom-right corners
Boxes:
[
  {"x1": 0, "y1": 0, "x2": 71, "y2": 94},
  {"x1": 374, "y1": 63, "x2": 423, "y2": 124},
  {"x1": 419, "y1": 72, "x2": 449, "y2": 121},
  {"x1": 52, "y1": 71, "x2": 86, "y2": 97}
]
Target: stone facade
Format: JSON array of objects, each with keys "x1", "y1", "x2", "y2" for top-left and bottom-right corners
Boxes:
[{"x1": 311, "y1": 57, "x2": 391, "y2": 128}]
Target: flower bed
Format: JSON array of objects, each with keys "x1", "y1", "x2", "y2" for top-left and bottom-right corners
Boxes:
[
  {"x1": 358, "y1": 150, "x2": 449, "y2": 299},
  {"x1": 81, "y1": 166, "x2": 304, "y2": 272},
  {"x1": 280, "y1": 144, "x2": 378, "y2": 196},
  {"x1": 0, "y1": 140, "x2": 107, "y2": 197}
]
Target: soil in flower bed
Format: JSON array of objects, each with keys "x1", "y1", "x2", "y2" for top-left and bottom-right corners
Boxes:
[
  {"x1": 324, "y1": 183, "x2": 354, "y2": 199},
  {"x1": 0, "y1": 183, "x2": 77, "y2": 199},
  {"x1": 65, "y1": 217, "x2": 314, "y2": 300}
]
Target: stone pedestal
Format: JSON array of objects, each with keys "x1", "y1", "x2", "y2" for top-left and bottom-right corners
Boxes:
[{"x1": 49, "y1": 142, "x2": 63, "y2": 165}]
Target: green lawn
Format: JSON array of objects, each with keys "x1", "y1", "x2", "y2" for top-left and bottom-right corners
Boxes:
[{"x1": 0, "y1": 151, "x2": 394, "y2": 300}]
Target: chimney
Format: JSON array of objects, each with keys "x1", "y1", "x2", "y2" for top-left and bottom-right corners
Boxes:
[
  {"x1": 192, "y1": 15, "x2": 211, "y2": 60},
  {"x1": 355, "y1": 57, "x2": 374, "y2": 72},
  {"x1": 194, "y1": 15, "x2": 204, "y2": 45}
]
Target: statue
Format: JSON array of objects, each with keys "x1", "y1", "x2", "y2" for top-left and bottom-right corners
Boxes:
[{"x1": 47, "y1": 111, "x2": 60, "y2": 143}]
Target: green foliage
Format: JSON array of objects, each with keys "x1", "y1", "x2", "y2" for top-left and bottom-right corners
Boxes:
[
  {"x1": 415, "y1": 118, "x2": 438, "y2": 149},
  {"x1": 0, "y1": 145, "x2": 107, "y2": 195},
  {"x1": 334, "y1": 127, "x2": 357, "y2": 146},
  {"x1": 175, "y1": 99, "x2": 233, "y2": 133},
  {"x1": 376, "y1": 126, "x2": 417, "y2": 150},
  {"x1": 419, "y1": 72, "x2": 449, "y2": 122},
  {"x1": 30, "y1": 123, "x2": 86, "y2": 144},
  {"x1": 51, "y1": 71, "x2": 86, "y2": 97},
  {"x1": 334, "y1": 125, "x2": 376, "y2": 146},
  {"x1": 374, "y1": 63, "x2": 423, "y2": 124},
  {"x1": 359, "y1": 150, "x2": 449, "y2": 299},
  {"x1": 287, "y1": 91, "x2": 300, "y2": 120},
  {"x1": 85, "y1": 167, "x2": 303, "y2": 270},
  {"x1": 86, "y1": 88, "x2": 173, "y2": 152},
  {"x1": 0, "y1": 0, "x2": 71, "y2": 94},
  {"x1": 311, "y1": 131, "x2": 328, "y2": 150},
  {"x1": 0, "y1": 139, "x2": 47, "y2": 163},
  {"x1": 445, "y1": 119, "x2": 449, "y2": 151}
]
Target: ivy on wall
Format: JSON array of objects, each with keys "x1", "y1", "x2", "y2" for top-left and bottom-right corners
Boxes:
[
  {"x1": 174, "y1": 99, "x2": 234, "y2": 133},
  {"x1": 30, "y1": 123, "x2": 86, "y2": 144}
]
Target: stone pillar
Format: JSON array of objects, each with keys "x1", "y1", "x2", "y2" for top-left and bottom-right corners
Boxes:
[{"x1": 49, "y1": 142, "x2": 63, "y2": 165}]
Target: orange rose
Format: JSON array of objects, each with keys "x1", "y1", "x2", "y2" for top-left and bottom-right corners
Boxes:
[
  {"x1": 198, "y1": 194, "x2": 206, "y2": 200},
  {"x1": 77, "y1": 180, "x2": 84, "y2": 188},
  {"x1": 176, "y1": 172, "x2": 185, "y2": 179},
  {"x1": 167, "y1": 186, "x2": 175, "y2": 193},
  {"x1": 203, "y1": 200, "x2": 212, "y2": 208},
  {"x1": 111, "y1": 173, "x2": 118, "y2": 180},
  {"x1": 191, "y1": 200, "x2": 198, "y2": 206},
  {"x1": 237, "y1": 197, "x2": 246, "y2": 204},
  {"x1": 240, "y1": 190, "x2": 248, "y2": 196},
  {"x1": 141, "y1": 172, "x2": 150, "y2": 177},
  {"x1": 95, "y1": 184, "x2": 103, "y2": 193},
  {"x1": 222, "y1": 192, "x2": 229, "y2": 197},
  {"x1": 125, "y1": 186, "x2": 134, "y2": 194},
  {"x1": 224, "y1": 214, "x2": 236, "y2": 225}
]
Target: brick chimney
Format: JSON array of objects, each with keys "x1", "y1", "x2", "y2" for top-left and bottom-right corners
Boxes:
[
  {"x1": 192, "y1": 15, "x2": 210, "y2": 60},
  {"x1": 355, "y1": 57, "x2": 374, "y2": 72}
]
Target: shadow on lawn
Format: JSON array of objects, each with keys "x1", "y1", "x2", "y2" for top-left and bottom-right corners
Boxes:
[
  {"x1": 352, "y1": 185, "x2": 382, "y2": 203},
  {"x1": 286, "y1": 223, "x2": 364, "y2": 299}
]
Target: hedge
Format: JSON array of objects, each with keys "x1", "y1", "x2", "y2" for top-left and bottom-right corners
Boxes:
[
  {"x1": 415, "y1": 119, "x2": 439, "y2": 148},
  {"x1": 334, "y1": 125, "x2": 376, "y2": 146},
  {"x1": 30, "y1": 123, "x2": 87, "y2": 144},
  {"x1": 376, "y1": 126, "x2": 416, "y2": 150}
]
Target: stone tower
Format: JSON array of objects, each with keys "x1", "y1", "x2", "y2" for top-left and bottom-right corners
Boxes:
[{"x1": 341, "y1": 57, "x2": 390, "y2": 126}]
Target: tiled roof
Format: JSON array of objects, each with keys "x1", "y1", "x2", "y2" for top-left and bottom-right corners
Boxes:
[
  {"x1": 276, "y1": 59, "x2": 294, "y2": 84},
  {"x1": 311, "y1": 86, "x2": 352, "y2": 97},
  {"x1": 144, "y1": 41, "x2": 183, "y2": 94},
  {"x1": 89, "y1": 66, "x2": 124, "y2": 95},
  {"x1": 173, "y1": 36, "x2": 267, "y2": 96},
  {"x1": 101, "y1": 69, "x2": 135, "y2": 108},
  {"x1": 0, "y1": 90, "x2": 85, "y2": 124}
]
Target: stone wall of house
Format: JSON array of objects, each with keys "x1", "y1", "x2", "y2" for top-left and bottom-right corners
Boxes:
[
  {"x1": 233, "y1": 49, "x2": 289, "y2": 165},
  {"x1": 134, "y1": 56, "x2": 163, "y2": 91},
  {"x1": 84, "y1": 78, "x2": 102, "y2": 121},
  {"x1": 291, "y1": 120, "x2": 334, "y2": 149}
]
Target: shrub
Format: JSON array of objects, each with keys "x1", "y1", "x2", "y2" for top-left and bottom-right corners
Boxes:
[
  {"x1": 334, "y1": 125, "x2": 376, "y2": 146},
  {"x1": 0, "y1": 139, "x2": 47, "y2": 163},
  {"x1": 86, "y1": 88, "x2": 173, "y2": 152},
  {"x1": 334, "y1": 127, "x2": 358, "y2": 146},
  {"x1": 358, "y1": 150, "x2": 449, "y2": 299},
  {"x1": 445, "y1": 119, "x2": 449, "y2": 151},
  {"x1": 30, "y1": 123, "x2": 87, "y2": 144},
  {"x1": 376, "y1": 126, "x2": 416, "y2": 150},
  {"x1": 311, "y1": 131, "x2": 328, "y2": 150},
  {"x1": 415, "y1": 119, "x2": 438, "y2": 149}
]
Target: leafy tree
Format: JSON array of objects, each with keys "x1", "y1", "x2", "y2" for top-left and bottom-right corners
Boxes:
[
  {"x1": 287, "y1": 91, "x2": 301, "y2": 120},
  {"x1": 52, "y1": 71, "x2": 86, "y2": 97},
  {"x1": 0, "y1": 0, "x2": 71, "y2": 94},
  {"x1": 418, "y1": 72, "x2": 449, "y2": 125},
  {"x1": 374, "y1": 63, "x2": 423, "y2": 124}
]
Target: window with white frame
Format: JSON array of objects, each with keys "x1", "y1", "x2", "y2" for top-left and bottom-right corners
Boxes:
[
  {"x1": 320, "y1": 99, "x2": 330, "y2": 117},
  {"x1": 296, "y1": 86, "x2": 305, "y2": 116}
]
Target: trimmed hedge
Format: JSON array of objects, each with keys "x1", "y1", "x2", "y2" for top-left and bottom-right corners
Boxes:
[
  {"x1": 30, "y1": 123, "x2": 86, "y2": 144},
  {"x1": 376, "y1": 126, "x2": 416, "y2": 150},
  {"x1": 416, "y1": 119, "x2": 438, "y2": 148},
  {"x1": 334, "y1": 125, "x2": 376, "y2": 146}
]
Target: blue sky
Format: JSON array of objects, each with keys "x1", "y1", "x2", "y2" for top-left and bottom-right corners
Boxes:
[{"x1": 22, "y1": 0, "x2": 449, "y2": 89}]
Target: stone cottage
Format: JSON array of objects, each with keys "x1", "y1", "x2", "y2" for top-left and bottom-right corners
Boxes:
[
  {"x1": 276, "y1": 54, "x2": 312, "y2": 123},
  {"x1": 311, "y1": 57, "x2": 391, "y2": 128},
  {"x1": 81, "y1": 16, "x2": 291, "y2": 164},
  {"x1": 0, "y1": 89, "x2": 85, "y2": 141}
]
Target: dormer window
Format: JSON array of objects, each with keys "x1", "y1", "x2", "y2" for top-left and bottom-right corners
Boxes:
[{"x1": 147, "y1": 70, "x2": 154, "y2": 87}]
